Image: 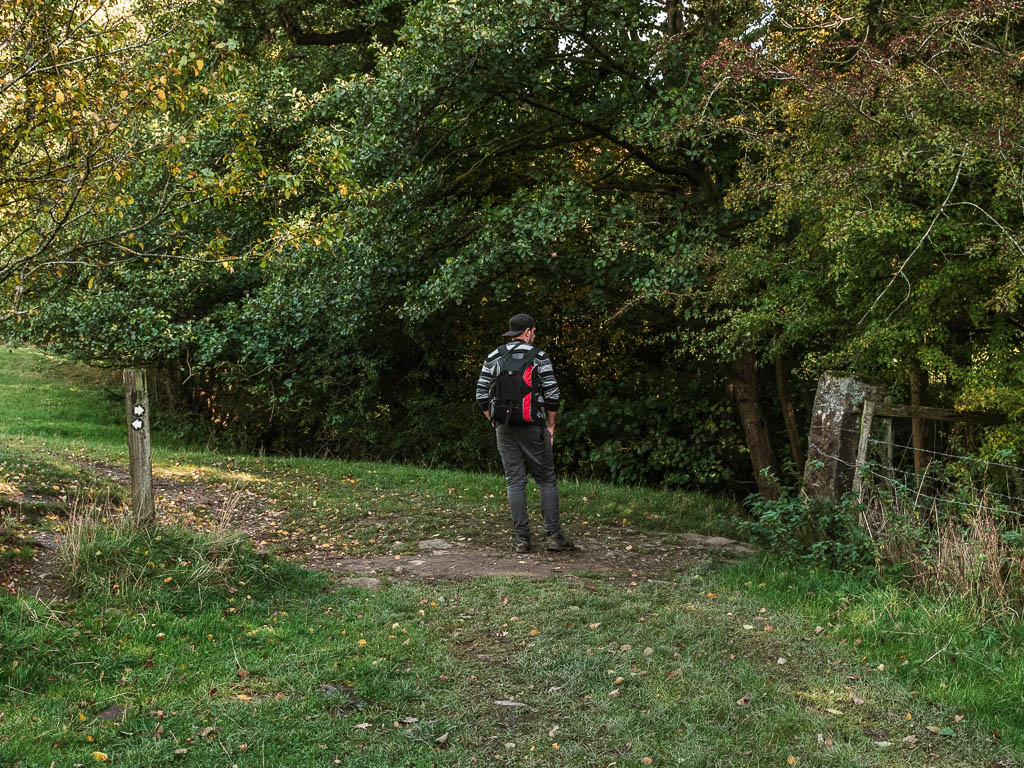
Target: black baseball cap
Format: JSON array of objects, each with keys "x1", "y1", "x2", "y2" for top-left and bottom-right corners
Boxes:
[{"x1": 502, "y1": 313, "x2": 536, "y2": 337}]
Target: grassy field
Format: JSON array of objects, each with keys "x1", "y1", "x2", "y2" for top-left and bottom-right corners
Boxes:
[{"x1": 1, "y1": 347, "x2": 1022, "y2": 767}]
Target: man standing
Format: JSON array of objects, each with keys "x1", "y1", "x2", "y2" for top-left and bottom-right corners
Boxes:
[{"x1": 476, "y1": 313, "x2": 575, "y2": 553}]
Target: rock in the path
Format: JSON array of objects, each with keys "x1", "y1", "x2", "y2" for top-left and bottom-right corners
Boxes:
[
  {"x1": 704, "y1": 536, "x2": 739, "y2": 547},
  {"x1": 679, "y1": 533, "x2": 755, "y2": 556},
  {"x1": 417, "y1": 539, "x2": 451, "y2": 551},
  {"x1": 339, "y1": 577, "x2": 382, "y2": 591}
]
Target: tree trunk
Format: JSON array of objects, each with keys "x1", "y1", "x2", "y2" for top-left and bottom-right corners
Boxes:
[
  {"x1": 774, "y1": 352, "x2": 805, "y2": 475},
  {"x1": 908, "y1": 358, "x2": 930, "y2": 473},
  {"x1": 665, "y1": 0, "x2": 682, "y2": 35},
  {"x1": 123, "y1": 368, "x2": 154, "y2": 522},
  {"x1": 731, "y1": 352, "x2": 779, "y2": 498}
]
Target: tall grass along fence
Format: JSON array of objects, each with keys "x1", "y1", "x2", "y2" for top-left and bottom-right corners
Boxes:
[{"x1": 810, "y1": 426, "x2": 1024, "y2": 619}]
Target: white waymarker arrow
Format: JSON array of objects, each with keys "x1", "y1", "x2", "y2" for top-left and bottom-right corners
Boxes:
[
  {"x1": 133, "y1": 404, "x2": 146, "y2": 417},
  {"x1": 131, "y1": 418, "x2": 144, "y2": 431}
]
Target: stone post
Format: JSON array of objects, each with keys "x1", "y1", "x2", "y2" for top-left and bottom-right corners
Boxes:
[{"x1": 803, "y1": 373, "x2": 885, "y2": 501}]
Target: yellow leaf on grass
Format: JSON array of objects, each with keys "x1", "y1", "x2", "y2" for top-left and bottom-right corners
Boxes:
[
  {"x1": 55, "y1": 90, "x2": 65, "y2": 104},
  {"x1": 787, "y1": 757, "x2": 797, "y2": 766},
  {"x1": 92, "y1": 752, "x2": 109, "y2": 762}
]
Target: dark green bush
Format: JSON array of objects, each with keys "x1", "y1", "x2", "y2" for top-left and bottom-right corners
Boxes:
[{"x1": 737, "y1": 488, "x2": 875, "y2": 570}]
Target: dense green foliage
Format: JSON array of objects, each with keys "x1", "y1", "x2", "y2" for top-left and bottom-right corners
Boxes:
[
  {"x1": 738, "y1": 488, "x2": 876, "y2": 570},
  {"x1": 4, "y1": 0, "x2": 1023, "y2": 492}
]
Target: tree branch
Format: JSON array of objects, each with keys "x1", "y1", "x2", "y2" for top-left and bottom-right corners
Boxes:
[{"x1": 276, "y1": 6, "x2": 370, "y2": 46}]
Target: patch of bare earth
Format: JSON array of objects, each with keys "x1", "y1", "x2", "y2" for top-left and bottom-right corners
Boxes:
[
  {"x1": 8, "y1": 459, "x2": 753, "y2": 595},
  {"x1": 3, "y1": 528, "x2": 62, "y2": 599},
  {"x1": 305, "y1": 532, "x2": 753, "y2": 585}
]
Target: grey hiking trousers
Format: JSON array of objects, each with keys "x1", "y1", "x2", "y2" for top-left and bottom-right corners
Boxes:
[{"x1": 495, "y1": 423, "x2": 561, "y2": 539}]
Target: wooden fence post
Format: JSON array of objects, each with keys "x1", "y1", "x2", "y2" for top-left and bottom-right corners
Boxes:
[
  {"x1": 852, "y1": 399, "x2": 876, "y2": 499},
  {"x1": 123, "y1": 368, "x2": 154, "y2": 522}
]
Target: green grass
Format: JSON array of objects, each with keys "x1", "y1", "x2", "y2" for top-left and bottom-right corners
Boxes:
[{"x1": 1, "y1": 347, "x2": 1023, "y2": 766}]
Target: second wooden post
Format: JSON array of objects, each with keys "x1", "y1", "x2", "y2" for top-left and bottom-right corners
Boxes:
[{"x1": 123, "y1": 368, "x2": 154, "y2": 522}]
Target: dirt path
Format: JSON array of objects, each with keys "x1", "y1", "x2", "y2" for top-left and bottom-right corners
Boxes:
[
  {"x1": 306, "y1": 530, "x2": 752, "y2": 586},
  {"x1": 8, "y1": 460, "x2": 753, "y2": 596}
]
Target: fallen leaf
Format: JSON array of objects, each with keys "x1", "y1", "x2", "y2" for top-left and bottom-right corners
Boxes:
[
  {"x1": 401, "y1": 716, "x2": 419, "y2": 724},
  {"x1": 609, "y1": 689, "x2": 621, "y2": 697},
  {"x1": 354, "y1": 722, "x2": 373, "y2": 730},
  {"x1": 954, "y1": 715, "x2": 965, "y2": 723},
  {"x1": 926, "y1": 726, "x2": 941, "y2": 735},
  {"x1": 614, "y1": 677, "x2": 625, "y2": 685},
  {"x1": 902, "y1": 735, "x2": 918, "y2": 745},
  {"x1": 939, "y1": 727, "x2": 955, "y2": 737},
  {"x1": 742, "y1": 624, "x2": 754, "y2": 630},
  {"x1": 642, "y1": 758, "x2": 653, "y2": 765},
  {"x1": 873, "y1": 741, "x2": 891, "y2": 748},
  {"x1": 92, "y1": 753, "x2": 108, "y2": 762},
  {"x1": 852, "y1": 697, "x2": 865, "y2": 706},
  {"x1": 548, "y1": 725, "x2": 560, "y2": 738},
  {"x1": 814, "y1": 626, "x2": 824, "y2": 634},
  {"x1": 153, "y1": 724, "x2": 164, "y2": 740},
  {"x1": 736, "y1": 695, "x2": 751, "y2": 706},
  {"x1": 787, "y1": 756, "x2": 797, "y2": 766},
  {"x1": 825, "y1": 708, "x2": 844, "y2": 716},
  {"x1": 777, "y1": 657, "x2": 787, "y2": 665},
  {"x1": 435, "y1": 731, "x2": 450, "y2": 748}
]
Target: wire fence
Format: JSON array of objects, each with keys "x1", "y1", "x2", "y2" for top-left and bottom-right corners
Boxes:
[
  {"x1": 808, "y1": 440, "x2": 1024, "y2": 518},
  {"x1": 831, "y1": 423, "x2": 1024, "y2": 473}
]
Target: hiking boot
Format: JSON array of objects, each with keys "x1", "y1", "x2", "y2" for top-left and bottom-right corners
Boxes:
[
  {"x1": 544, "y1": 532, "x2": 576, "y2": 552},
  {"x1": 514, "y1": 538, "x2": 531, "y2": 554}
]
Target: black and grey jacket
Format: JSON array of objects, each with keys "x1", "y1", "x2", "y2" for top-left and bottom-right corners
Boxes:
[{"x1": 475, "y1": 341, "x2": 560, "y2": 415}]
